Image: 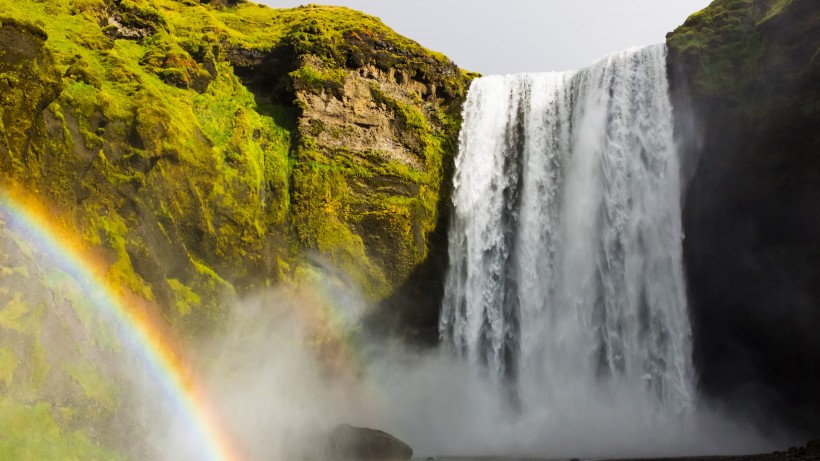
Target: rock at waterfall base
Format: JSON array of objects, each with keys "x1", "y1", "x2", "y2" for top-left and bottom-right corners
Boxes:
[{"x1": 326, "y1": 424, "x2": 413, "y2": 461}]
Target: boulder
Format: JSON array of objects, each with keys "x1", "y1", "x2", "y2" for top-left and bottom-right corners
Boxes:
[{"x1": 326, "y1": 424, "x2": 413, "y2": 461}]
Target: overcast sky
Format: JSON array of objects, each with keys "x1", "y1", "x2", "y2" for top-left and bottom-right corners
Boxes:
[{"x1": 261, "y1": 1, "x2": 713, "y2": 75}]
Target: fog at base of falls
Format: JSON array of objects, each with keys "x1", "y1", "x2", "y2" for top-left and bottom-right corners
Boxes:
[
  {"x1": 143, "y1": 289, "x2": 772, "y2": 461},
  {"x1": 136, "y1": 267, "x2": 773, "y2": 461}
]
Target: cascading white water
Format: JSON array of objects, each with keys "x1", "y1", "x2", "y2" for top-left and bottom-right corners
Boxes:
[{"x1": 440, "y1": 44, "x2": 695, "y2": 418}]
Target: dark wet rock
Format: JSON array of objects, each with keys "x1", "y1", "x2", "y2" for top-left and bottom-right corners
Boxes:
[
  {"x1": 666, "y1": 0, "x2": 820, "y2": 434},
  {"x1": 326, "y1": 424, "x2": 413, "y2": 461}
]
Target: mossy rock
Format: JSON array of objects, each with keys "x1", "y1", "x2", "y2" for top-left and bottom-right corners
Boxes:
[{"x1": 1, "y1": 0, "x2": 472, "y2": 454}]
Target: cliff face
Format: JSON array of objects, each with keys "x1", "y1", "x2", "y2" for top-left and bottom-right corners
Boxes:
[
  {"x1": 667, "y1": 0, "x2": 820, "y2": 433},
  {"x1": 0, "y1": 0, "x2": 469, "y2": 455},
  {"x1": 0, "y1": 1, "x2": 470, "y2": 327}
]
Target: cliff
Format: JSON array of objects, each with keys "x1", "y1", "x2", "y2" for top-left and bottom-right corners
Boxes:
[
  {"x1": 667, "y1": 0, "x2": 820, "y2": 434},
  {"x1": 0, "y1": 0, "x2": 470, "y2": 456}
]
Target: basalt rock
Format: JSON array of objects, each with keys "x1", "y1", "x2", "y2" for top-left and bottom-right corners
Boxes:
[
  {"x1": 326, "y1": 424, "x2": 413, "y2": 461},
  {"x1": 667, "y1": 0, "x2": 820, "y2": 433}
]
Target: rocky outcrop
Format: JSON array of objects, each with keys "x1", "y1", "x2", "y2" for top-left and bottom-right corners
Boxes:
[
  {"x1": 223, "y1": 5, "x2": 474, "y2": 341},
  {"x1": 0, "y1": 1, "x2": 470, "y2": 456},
  {"x1": 0, "y1": 1, "x2": 470, "y2": 335},
  {"x1": 667, "y1": 0, "x2": 820, "y2": 434},
  {"x1": 279, "y1": 11, "x2": 471, "y2": 299},
  {"x1": 0, "y1": 19, "x2": 62, "y2": 168},
  {"x1": 326, "y1": 424, "x2": 413, "y2": 461}
]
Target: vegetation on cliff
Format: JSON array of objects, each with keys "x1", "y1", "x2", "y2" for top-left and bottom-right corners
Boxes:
[
  {"x1": 1, "y1": 0, "x2": 471, "y2": 326},
  {"x1": 0, "y1": 0, "x2": 471, "y2": 456},
  {"x1": 668, "y1": 0, "x2": 818, "y2": 103}
]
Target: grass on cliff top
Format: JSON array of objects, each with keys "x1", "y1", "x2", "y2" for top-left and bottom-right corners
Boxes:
[
  {"x1": 219, "y1": 3, "x2": 450, "y2": 61},
  {"x1": 666, "y1": 0, "x2": 797, "y2": 94},
  {"x1": 3, "y1": 0, "x2": 453, "y2": 64}
]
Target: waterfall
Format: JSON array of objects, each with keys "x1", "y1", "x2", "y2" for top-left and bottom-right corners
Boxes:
[{"x1": 440, "y1": 44, "x2": 694, "y2": 416}]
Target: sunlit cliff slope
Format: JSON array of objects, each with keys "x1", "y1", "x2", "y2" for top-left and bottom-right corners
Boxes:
[{"x1": 0, "y1": 0, "x2": 470, "y2": 455}]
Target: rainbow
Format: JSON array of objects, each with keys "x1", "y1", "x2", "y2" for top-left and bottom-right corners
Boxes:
[{"x1": 0, "y1": 187, "x2": 242, "y2": 461}]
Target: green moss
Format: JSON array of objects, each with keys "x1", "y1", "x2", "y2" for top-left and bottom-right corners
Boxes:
[
  {"x1": 0, "y1": 347, "x2": 18, "y2": 388},
  {"x1": 667, "y1": 0, "x2": 767, "y2": 94},
  {"x1": 167, "y1": 278, "x2": 201, "y2": 317},
  {"x1": 1, "y1": 0, "x2": 469, "y2": 452},
  {"x1": 0, "y1": 400, "x2": 123, "y2": 461},
  {"x1": 0, "y1": 293, "x2": 36, "y2": 333},
  {"x1": 757, "y1": 0, "x2": 793, "y2": 23},
  {"x1": 26, "y1": 330, "x2": 50, "y2": 396},
  {"x1": 290, "y1": 158, "x2": 389, "y2": 295},
  {"x1": 290, "y1": 61, "x2": 346, "y2": 96},
  {"x1": 64, "y1": 363, "x2": 118, "y2": 418},
  {"x1": 88, "y1": 208, "x2": 154, "y2": 301},
  {"x1": 287, "y1": 51, "x2": 466, "y2": 294},
  {"x1": 172, "y1": 257, "x2": 235, "y2": 334},
  {"x1": 0, "y1": 221, "x2": 139, "y2": 454},
  {"x1": 54, "y1": 268, "x2": 121, "y2": 353},
  {"x1": 667, "y1": 0, "x2": 819, "y2": 122}
]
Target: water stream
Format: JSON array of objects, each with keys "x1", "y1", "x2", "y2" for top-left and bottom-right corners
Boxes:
[{"x1": 440, "y1": 44, "x2": 694, "y2": 418}]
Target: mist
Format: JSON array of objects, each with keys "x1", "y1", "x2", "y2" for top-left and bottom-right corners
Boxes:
[
  {"x1": 130, "y1": 263, "x2": 775, "y2": 460},
  {"x1": 0, "y1": 213, "x2": 780, "y2": 459}
]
